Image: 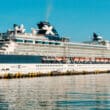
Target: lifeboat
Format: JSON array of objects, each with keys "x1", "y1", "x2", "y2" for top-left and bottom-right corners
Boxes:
[
  {"x1": 79, "y1": 57, "x2": 85, "y2": 62},
  {"x1": 108, "y1": 58, "x2": 110, "y2": 63},
  {"x1": 85, "y1": 57, "x2": 90, "y2": 62},
  {"x1": 105, "y1": 58, "x2": 108, "y2": 62},
  {"x1": 95, "y1": 58, "x2": 100, "y2": 62},
  {"x1": 73, "y1": 57, "x2": 79, "y2": 62},
  {"x1": 55, "y1": 57, "x2": 62, "y2": 61},
  {"x1": 100, "y1": 58, "x2": 104, "y2": 62},
  {"x1": 62, "y1": 57, "x2": 66, "y2": 61}
]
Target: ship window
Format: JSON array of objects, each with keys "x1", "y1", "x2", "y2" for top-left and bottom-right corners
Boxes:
[
  {"x1": 35, "y1": 41, "x2": 50, "y2": 44},
  {"x1": 24, "y1": 39, "x2": 33, "y2": 43},
  {"x1": 49, "y1": 42, "x2": 55, "y2": 44},
  {"x1": 42, "y1": 42, "x2": 49, "y2": 44},
  {"x1": 15, "y1": 39, "x2": 23, "y2": 42},
  {"x1": 45, "y1": 42, "x2": 49, "y2": 44},
  {"x1": 35, "y1": 41, "x2": 42, "y2": 44},
  {"x1": 55, "y1": 42, "x2": 60, "y2": 45}
]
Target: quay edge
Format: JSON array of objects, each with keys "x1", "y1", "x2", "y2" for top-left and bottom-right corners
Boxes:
[{"x1": 0, "y1": 64, "x2": 110, "y2": 79}]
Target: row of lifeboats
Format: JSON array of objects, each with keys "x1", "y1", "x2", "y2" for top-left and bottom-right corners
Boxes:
[
  {"x1": 42, "y1": 56, "x2": 66, "y2": 61},
  {"x1": 95, "y1": 58, "x2": 110, "y2": 62},
  {"x1": 72, "y1": 57, "x2": 110, "y2": 62},
  {"x1": 42, "y1": 56, "x2": 110, "y2": 63},
  {"x1": 73, "y1": 57, "x2": 91, "y2": 62}
]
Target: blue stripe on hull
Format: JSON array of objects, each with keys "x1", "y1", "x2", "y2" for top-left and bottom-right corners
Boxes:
[{"x1": 0, "y1": 55, "x2": 42, "y2": 63}]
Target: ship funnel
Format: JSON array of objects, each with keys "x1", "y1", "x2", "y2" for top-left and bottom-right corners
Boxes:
[
  {"x1": 37, "y1": 21, "x2": 59, "y2": 37},
  {"x1": 93, "y1": 32, "x2": 103, "y2": 41}
]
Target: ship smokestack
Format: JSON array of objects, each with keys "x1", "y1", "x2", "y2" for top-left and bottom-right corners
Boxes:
[
  {"x1": 93, "y1": 32, "x2": 103, "y2": 42},
  {"x1": 37, "y1": 21, "x2": 59, "y2": 36}
]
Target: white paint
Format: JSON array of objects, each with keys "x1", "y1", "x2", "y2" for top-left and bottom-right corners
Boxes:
[
  {"x1": 43, "y1": 25, "x2": 54, "y2": 35},
  {"x1": 0, "y1": 64, "x2": 110, "y2": 76},
  {"x1": 4, "y1": 41, "x2": 16, "y2": 54}
]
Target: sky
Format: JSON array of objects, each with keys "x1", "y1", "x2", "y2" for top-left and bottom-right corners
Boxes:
[{"x1": 0, "y1": 0, "x2": 110, "y2": 42}]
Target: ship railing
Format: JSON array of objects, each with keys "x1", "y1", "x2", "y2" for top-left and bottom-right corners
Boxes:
[
  {"x1": 15, "y1": 33, "x2": 32, "y2": 36},
  {"x1": 66, "y1": 42, "x2": 106, "y2": 48},
  {"x1": 15, "y1": 33, "x2": 48, "y2": 40}
]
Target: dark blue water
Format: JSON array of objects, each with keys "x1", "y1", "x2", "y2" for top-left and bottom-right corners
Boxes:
[{"x1": 0, "y1": 74, "x2": 110, "y2": 110}]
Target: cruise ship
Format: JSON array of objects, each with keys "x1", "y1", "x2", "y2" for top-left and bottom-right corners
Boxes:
[{"x1": 0, "y1": 21, "x2": 110, "y2": 74}]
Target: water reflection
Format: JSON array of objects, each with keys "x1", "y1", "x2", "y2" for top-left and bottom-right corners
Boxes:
[{"x1": 0, "y1": 74, "x2": 110, "y2": 109}]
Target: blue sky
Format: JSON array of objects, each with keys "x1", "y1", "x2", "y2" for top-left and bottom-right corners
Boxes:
[{"x1": 0, "y1": 0, "x2": 110, "y2": 42}]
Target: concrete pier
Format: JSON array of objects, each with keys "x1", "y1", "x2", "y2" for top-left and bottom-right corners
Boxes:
[{"x1": 0, "y1": 64, "x2": 110, "y2": 79}]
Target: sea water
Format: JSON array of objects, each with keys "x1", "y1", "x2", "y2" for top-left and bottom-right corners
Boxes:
[{"x1": 0, "y1": 74, "x2": 110, "y2": 110}]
